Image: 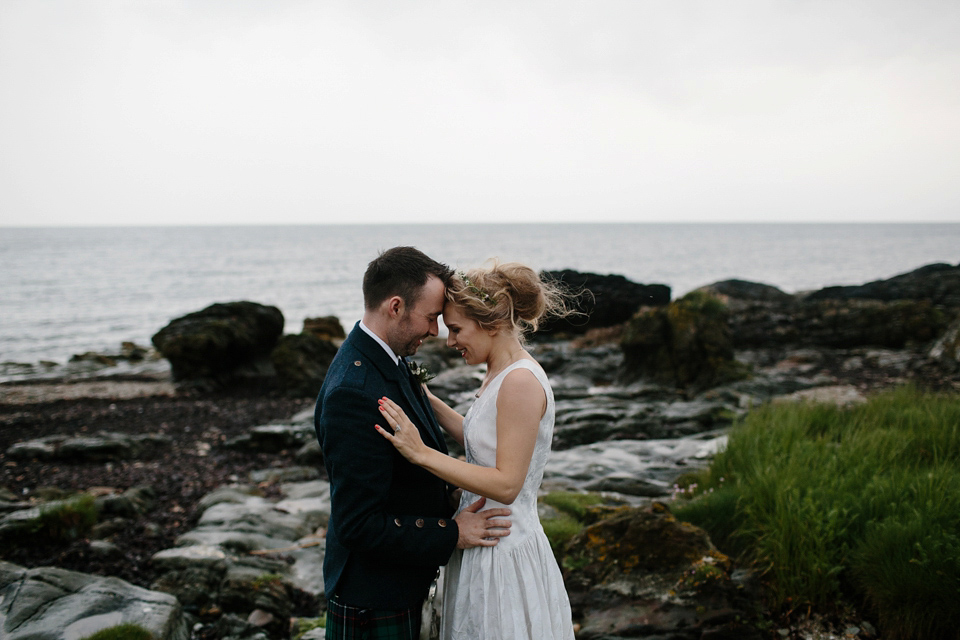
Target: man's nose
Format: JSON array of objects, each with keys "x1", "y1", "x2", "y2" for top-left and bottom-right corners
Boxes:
[{"x1": 429, "y1": 318, "x2": 439, "y2": 336}]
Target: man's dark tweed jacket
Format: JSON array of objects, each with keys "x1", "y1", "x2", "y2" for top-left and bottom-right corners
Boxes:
[{"x1": 314, "y1": 323, "x2": 459, "y2": 609}]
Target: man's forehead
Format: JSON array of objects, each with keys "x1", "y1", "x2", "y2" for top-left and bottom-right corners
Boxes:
[{"x1": 416, "y1": 276, "x2": 446, "y2": 313}]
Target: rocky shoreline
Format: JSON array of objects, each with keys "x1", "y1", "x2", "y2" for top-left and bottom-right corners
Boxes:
[{"x1": 2, "y1": 261, "x2": 959, "y2": 640}]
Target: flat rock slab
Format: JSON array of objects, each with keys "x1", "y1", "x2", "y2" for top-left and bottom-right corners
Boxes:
[
  {"x1": 0, "y1": 561, "x2": 188, "y2": 640},
  {"x1": 774, "y1": 384, "x2": 868, "y2": 408},
  {"x1": 6, "y1": 432, "x2": 172, "y2": 462},
  {"x1": 152, "y1": 478, "x2": 331, "y2": 616},
  {"x1": 543, "y1": 431, "x2": 728, "y2": 497}
]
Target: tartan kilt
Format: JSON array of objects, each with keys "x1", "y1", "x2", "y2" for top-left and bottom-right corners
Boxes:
[{"x1": 325, "y1": 594, "x2": 423, "y2": 640}]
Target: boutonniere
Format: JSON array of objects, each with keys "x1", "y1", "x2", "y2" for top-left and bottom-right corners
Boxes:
[{"x1": 407, "y1": 360, "x2": 436, "y2": 384}]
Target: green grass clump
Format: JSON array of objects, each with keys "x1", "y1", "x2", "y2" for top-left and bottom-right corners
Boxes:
[
  {"x1": 541, "y1": 491, "x2": 605, "y2": 520},
  {"x1": 539, "y1": 491, "x2": 606, "y2": 557},
  {"x1": 672, "y1": 386, "x2": 960, "y2": 640},
  {"x1": 35, "y1": 494, "x2": 98, "y2": 542},
  {"x1": 294, "y1": 616, "x2": 326, "y2": 639},
  {"x1": 541, "y1": 512, "x2": 583, "y2": 557},
  {"x1": 79, "y1": 623, "x2": 154, "y2": 640},
  {"x1": 252, "y1": 572, "x2": 286, "y2": 590}
]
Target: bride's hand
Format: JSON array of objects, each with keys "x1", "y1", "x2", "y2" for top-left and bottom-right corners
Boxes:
[{"x1": 375, "y1": 397, "x2": 428, "y2": 465}]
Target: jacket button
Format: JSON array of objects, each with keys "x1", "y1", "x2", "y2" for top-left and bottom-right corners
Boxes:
[
  {"x1": 354, "y1": 361, "x2": 362, "y2": 367},
  {"x1": 394, "y1": 518, "x2": 402, "y2": 527},
  {"x1": 415, "y1": 519, "x2": 425, "y2": 528},
  {"x1": 438, "y1": 519, "x2": 447, "y2": 528}
]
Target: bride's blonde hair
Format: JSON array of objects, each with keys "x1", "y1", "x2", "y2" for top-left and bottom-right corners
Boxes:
[{"x1": 446, "y1": 261, "x2": 573, "y2": 339}]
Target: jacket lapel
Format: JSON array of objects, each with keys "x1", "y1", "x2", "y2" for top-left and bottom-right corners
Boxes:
[
  {"x1": 398, "y1": 357, "x2": 447, "y2": 453},
  {"x1": 349, "y1": 325, "x2": 445, "y2": 451}
]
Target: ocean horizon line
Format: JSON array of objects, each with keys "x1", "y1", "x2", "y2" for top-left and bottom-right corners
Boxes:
[{"x1": 3, "y1": 220, "x2": 960, "y2": 231}]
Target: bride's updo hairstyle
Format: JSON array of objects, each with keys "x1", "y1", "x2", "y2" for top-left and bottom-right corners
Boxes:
[{"x1": 446, "y1": 261, "x2": 573, "y2": 340}]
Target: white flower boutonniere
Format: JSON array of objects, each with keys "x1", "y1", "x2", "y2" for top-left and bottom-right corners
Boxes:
[{"x1": 407, "y1": 360, "x2": 436, "y2": 384}]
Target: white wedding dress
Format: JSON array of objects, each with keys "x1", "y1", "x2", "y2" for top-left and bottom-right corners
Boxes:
[{"x1": 441, "y1": 360, "x2": 574, "y2": 640}]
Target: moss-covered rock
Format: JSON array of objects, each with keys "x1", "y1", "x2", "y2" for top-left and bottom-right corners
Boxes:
[
  {"x1": 302, "y1": 316, "x2": 346, "y2": 341},
  {"x1": 560, "y1": 503, "x2": 762, "y2": 640},
  {"x1": 621, "y1": 291, "x2": 748, "y2": 389},
  {"x1": 271, "y1": 332, "x2": 339, "y2": 397},
  {"x1": 561, "y1": 502, "x2": 717, "y2": 584},
  {"x1": 151, "y1": 301, "x2": 284, "y2": 389}
]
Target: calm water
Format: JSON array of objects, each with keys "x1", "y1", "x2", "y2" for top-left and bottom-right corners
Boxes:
[{"x1": 1, "y1": 224, "x2": 958, "y2": 368}]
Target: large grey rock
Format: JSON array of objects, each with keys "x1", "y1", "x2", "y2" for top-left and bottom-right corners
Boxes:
[{"x1": 0, "y1": 561, "x2": 188, "y2": 640}]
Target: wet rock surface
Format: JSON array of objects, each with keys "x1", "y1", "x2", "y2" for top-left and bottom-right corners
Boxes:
[
  {"x1": 2, "y1": 262, "x2": 958, "y2": 638},
  {"x1": 152, "y1": 478, "x2": 329, "y2": 635},
  {"x1": 0, "y1": 560, "x2": 190, "y2": 640},
  {"x1": 561, "y1": 504, "x2": 762, "y2": 640}
]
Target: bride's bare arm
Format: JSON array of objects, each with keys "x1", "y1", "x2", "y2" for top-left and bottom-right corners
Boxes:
[
  {"x1": 379, "y1": 369, "x2": 546, "y2": 505},
  {"x1": 425, "y1": 386, "x2": 465, "y2": 445}
]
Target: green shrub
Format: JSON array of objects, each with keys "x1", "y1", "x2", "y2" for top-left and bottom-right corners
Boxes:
[
  {"x1": 672, "y1": 485, "x2": 742, "y2": 553},
  {"x1": 672, "y1": 386, "x2": 960, "y2": 640},
  {"x1": 79, "y1": 623, "x2": 154, "y2": 640}
]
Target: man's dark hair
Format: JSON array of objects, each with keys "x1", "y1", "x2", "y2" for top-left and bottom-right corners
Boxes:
[{"x1": 363, "y1": 246, "x2": 453, "y2": 310}]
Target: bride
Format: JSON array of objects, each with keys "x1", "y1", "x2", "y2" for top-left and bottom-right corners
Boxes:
[{"x1": 374, "y1": 261, "x2": 575, "y2": 640}]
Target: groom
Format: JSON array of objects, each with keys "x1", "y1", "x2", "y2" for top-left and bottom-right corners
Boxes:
[{"x1": 315, "y1": 246, "x2": 511, "y2": 639}]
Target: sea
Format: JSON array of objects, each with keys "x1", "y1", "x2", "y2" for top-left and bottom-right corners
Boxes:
[{"x1": 1, "y1": 223, "x2": 958, "y2": 378}]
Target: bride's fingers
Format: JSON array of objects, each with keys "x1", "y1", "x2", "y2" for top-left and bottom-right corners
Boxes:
[
  {"x1": 378, "y1": 407, "x2": 408, "y2": 435},
  {"x1": 381, "y1": 397, "x2": 408, "y2": 420},
  {"x1": 379, "y1": 399, "x2": 413, "y2": 429},
  {"x1": 377, "y1": 404, "x2": 397, "y2": 426}
]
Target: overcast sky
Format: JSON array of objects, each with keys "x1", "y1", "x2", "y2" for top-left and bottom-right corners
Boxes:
[{"x1": 1, "y1": 1, "x2": 958, "y2": 226}]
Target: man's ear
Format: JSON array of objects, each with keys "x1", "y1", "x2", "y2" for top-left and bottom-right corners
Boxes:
[{"x1": 386, "y1": 295, "x2": 404, "y2": 318}]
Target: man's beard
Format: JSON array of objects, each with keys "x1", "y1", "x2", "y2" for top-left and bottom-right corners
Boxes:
[
  {"x1": 396, "y1": 334, "x2": 425, "y2": 357},
  {"x1": 392, "y1": 319, "x2": 427, "y2": 357}
]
